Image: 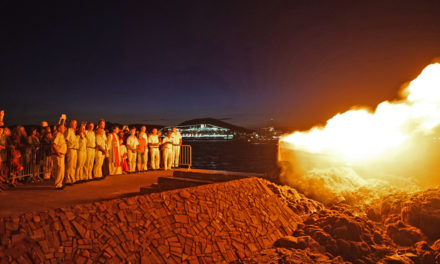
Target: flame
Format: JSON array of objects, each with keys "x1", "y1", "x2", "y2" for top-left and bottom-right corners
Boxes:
[{"x1": 279, "y1": 62, "x2": 440, "y2": 203}]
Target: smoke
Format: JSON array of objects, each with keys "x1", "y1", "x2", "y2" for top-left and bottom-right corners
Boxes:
[
  {"x1": 279, "y1": 62, "x2": 440, "y2": 205},
  {"x1": 288, "y1": 167, "x2": 366, "y2": 204},
  {"x1": 279, "y1": 161, "x2": 424, "y2": 205},
  {"x1": 278, "y1": 146, "x2": 426, "y2": 205}
]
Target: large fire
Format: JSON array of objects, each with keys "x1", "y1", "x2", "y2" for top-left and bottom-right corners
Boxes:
[{"x1": 279, "y1": 62, "x2": 440, "y2": 204}]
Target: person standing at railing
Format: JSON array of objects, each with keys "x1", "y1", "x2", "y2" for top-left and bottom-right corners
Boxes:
[
  {"x1": 65, "y1": 120, "x2": 78, "y2": 184},
  {"x1": 40, "y1": 121, "x2": 48, "y2": 129},
  {"x1": 137, "y1": 126, "x2": 148, "y2": 172},
  {"x1": 76, "y1": 123, "x2": 87, "y2": 181},
  {"x1": 9, "y1": 148, "x2": 23, "y2": 186},
  {"x1": 28, "y1": 128, "x2": 40, "y2": 176},
  {"x1": 93, "y1": 127, "x2": 106, "y2": 179},
  {"x1": 161, "y1": 131, "x2": 173, "y2": 170},
  {"x1": 28, "y1": 128, "x2": 40, "y2": 147},
  {"x1": 171, "y1": 127, "x2": 182, "y2": 168},
  {"x1": 85, "y1": 123, "x2": 95, "y2": 180},
  {"x1": 40, "y1": 127, "x2": 53, "y2": 180},
  {"x1": 52, "y1": 120, "x2": 67, "y2": 189},
  {"x1": 126, "y1": 127, "x2": 138, "y2": 173},
  {"x1": 107, "y1": 126, "x2": 122, "y2": 175},
  {"x1": 11, "y1": 126, "x2": 28, "y2": 170},
  {"x1": 2, "y1": 128, "x2": 12, "y2": 184},
  {"x1": 148, "y1": 128, "x2": 160, "y2": 170}
]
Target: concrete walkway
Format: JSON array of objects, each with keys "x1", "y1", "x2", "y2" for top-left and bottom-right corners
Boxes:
[
  {"x1": 0, "y1": 170, "x2": 173, "y2": 217},
  {"x1": 0, "y1": 168, "x2": 263, "y2": 217}
]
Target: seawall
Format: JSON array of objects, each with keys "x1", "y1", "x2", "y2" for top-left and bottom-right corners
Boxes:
[{"x1": 0, "y1": 177, "x2": 301, "y2": 263}]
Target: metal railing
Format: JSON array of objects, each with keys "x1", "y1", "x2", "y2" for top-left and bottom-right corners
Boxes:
[
  {"x1": 179, "y1": 144, "x2": 192, "y2": 169},
  {"x1": 1, "y1": 147, "x2": 47, "y2": 183}
]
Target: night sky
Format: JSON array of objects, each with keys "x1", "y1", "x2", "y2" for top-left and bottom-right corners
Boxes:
[{"x1": 2, "y1": 0, "x2": 440, "y2": 129}]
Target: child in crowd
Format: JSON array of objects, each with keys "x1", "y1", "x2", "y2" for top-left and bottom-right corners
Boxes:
[{"x1": 9, "y1": 149, "x2": 23, "y2": 186}]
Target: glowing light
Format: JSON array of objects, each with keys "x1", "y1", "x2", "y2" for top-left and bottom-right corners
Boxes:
[
  {"x1": 278, "y1": 62, "x2": 440, "y2": 203},
  {"x1": 281, "y1": 63, "x2": 440, "y2": 162}
]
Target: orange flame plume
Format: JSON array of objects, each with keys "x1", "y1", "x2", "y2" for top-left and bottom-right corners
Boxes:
[{"x1": 279, "y1": 62, "x2": 440, "y2": 204}]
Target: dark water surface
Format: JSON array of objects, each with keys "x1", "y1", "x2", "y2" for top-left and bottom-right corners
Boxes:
[{"x1": 188, "y1": 141, "x2": 278, "y2": 173}]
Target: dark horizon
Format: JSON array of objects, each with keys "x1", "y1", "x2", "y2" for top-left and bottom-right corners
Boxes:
[{"x1": 2, "y1": 1, "x2": 440, "y2": 130}]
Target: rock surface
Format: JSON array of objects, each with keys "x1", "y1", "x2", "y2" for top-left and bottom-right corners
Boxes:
[
  {"x1": 241, "y1": 184, "x2": 440, "y2": 264},
  {"x1": 0, "y1": 177, "x2": 440, "y2": 263},
  {"x1": 0, "y1": 177, "x2": 302, "y2": 263},
  {"x1": 366, "y1": 188, "x2": 440, "y2": 243},
  {"x1": 401, "y1": 188, "x2": 440, "y2": 240}
]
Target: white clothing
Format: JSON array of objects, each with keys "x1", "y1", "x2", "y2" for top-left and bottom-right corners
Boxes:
[
  {"x1": 53, "y1": 133, "x2": 66, "y2": 188},
  {"x1": 128, "y1": 149, "x2": 137, "y2": 172},
  {"x1": 150, "y1": 148, "x2": 160, "y2": 170},
  {"x1": 137, "y1": 132, "x2": 148, "y2": 170},
  {"x1": 76, "y1": 135, "x2": 87, "y2": 181},
  {"x1": 65, "y1": 128, "x2": 77, "y2": 149},
  {"x1": 107, "y1": 133, "x2": 122, "y2": 175},
  {"x1": 148, "y1": 134, "x2": 160, "y2": 169},
  {"x1": 162, "y1": 136, "x2": 173, "y2": 150},
  {"x1": 127, "y1": 135, "x2": 139, "y2": 151},
  {"x1": 94, "y1": 133, "x2": 106, "y2": 178},
  {"x1": 171, "y1": 131, "x2": 182, "y2": 167},
  {"x1": 162, "y1": 136, "x2": 173, "y2": 170},
  {"x1": 148, "y1": 134, "x2": 160, "y2": 146},
  {"x1": 171, "y1": 131, "x2": 182, "y2": 145},
  {"x1": 85, "y1": 130, "x2": 95, "y2": 180},
  {"x1": 65, "y1": 128, "x2": 78, "y2": 183},
  {"x1": 127, "y1": 135, "x2": 139, "y2": 172}
]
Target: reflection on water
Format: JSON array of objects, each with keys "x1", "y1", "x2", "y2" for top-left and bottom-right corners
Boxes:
[{"x1": 188, "y1": 141, "x2": 278, "y2": 173}]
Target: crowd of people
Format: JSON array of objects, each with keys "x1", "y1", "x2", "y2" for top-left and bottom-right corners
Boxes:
[{"x1": 0, "y1": 111, "x2": 183, "y2": 190}]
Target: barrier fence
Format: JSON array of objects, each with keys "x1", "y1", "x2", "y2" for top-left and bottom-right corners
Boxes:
[
  {"x1": 1, "y1": 146, "x2": 47, "y2": 183},
  {"x1": 179, "y1": 144, "x2": 192, "y2": 169},
  {"x1": 1, "y1": 144, "x2": 192, "y2": 185}
]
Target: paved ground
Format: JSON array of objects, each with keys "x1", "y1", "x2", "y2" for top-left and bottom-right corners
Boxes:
[
  {"x1": 0, "y1": 168, "x2": 263, "y2": 217},
  {"x1": 0, "y1": 170, "x2": 174, "y2": 217}
]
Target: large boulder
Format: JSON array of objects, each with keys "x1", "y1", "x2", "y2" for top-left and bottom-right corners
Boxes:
[
  {"x1": 385, "y1": 221, "x2": 426, "y2": 246},
  {"x1": 274, "y1": 235, "x2": 325, "y2": 253},
  {"x1": 266, "y1": 181, "x2": 324, "y2": 216},
  {"x1": 291, "y1": 208, "x2": 394, "y2": 263},
  {"x1": 401, "y1": 188, "x2": 440, "y2": 240}
]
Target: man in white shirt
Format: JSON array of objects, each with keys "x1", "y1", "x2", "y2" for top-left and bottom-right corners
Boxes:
[
  {"x1": 65, "y1": 120, "x2": 78, "y2": 184},
  {"x1": 53, "y1": 124, "x2": 67, "y2": 189},
  {"x1": 171, "y1": 126, "x2": 182, "y2": 168},
  {"x1": 162, "y1": 131, "x2": 173, "y2": 170},
  {"x1": 76, "y1": 123, "x2": 87, "y2": 181},
  {"x1": 126, "y1": 127, "x2": 139, "y2": 173},
  {"x1": 93, "y1": 127, "x2": 106, "y2": 178},
  {"x1": 137, "y1": 126, "x2": 149, "y2": 171},
  {"x1": 84, "y1": 123, "x2": 95, "y2": 180},
  {"x1": 98, "y1": 120, "x2": 106, "y2": 139},
  {"x1": 148, "y1": 128, "x2": 160, "y2": 170}
]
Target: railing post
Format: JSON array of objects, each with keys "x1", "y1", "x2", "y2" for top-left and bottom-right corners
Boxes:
[
  {"x1": 178, "y1": 145, "x2": 192, "y2": 170},
  {"x1": 188, "y1": 145, "x2": 192, "y2": 170}
]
